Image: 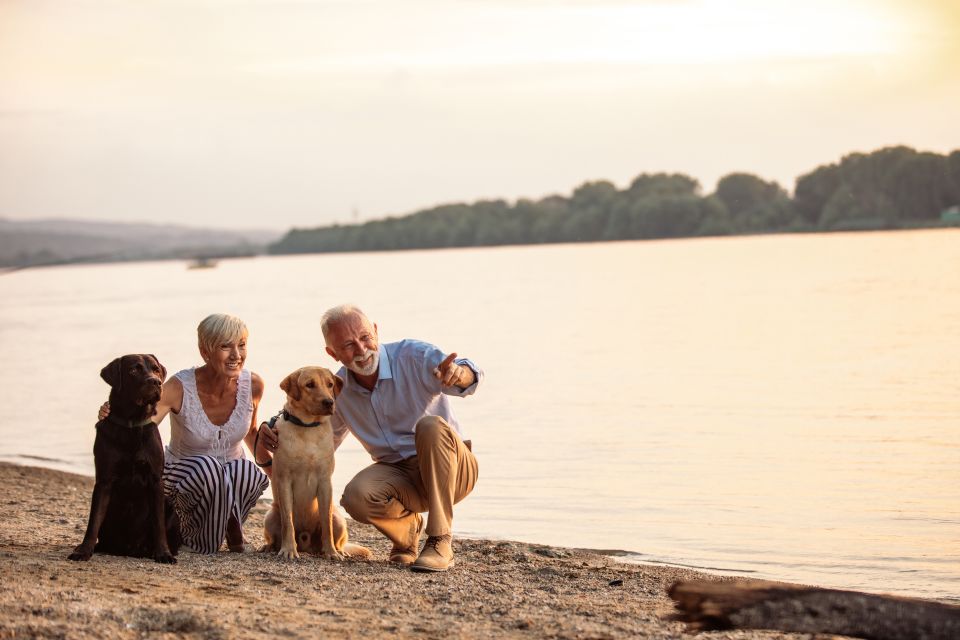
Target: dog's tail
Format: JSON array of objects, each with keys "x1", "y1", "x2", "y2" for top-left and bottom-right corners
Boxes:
[{"x1": 341, "y1": 542, "x2": 373, "y2": 559}]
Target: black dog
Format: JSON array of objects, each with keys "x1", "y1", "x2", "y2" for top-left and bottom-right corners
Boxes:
[{"x1": 68, "y1": 354, "x2": 180, "y2": 563}]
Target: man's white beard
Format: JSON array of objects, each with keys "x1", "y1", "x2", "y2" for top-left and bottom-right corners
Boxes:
[{"x1": 348, "y1": 350, "x2": 379, "y2": 376}]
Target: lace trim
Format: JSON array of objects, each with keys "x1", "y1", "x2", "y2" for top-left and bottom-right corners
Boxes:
[{"x1": 173, "y1": 367, "x2": 251, "y2": 454}]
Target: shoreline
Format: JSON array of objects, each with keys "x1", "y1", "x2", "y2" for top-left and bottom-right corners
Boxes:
[
  {"x1": 0, "y1": 462, "x2": 806, "y2": 639},
  {"x1": 0, "y1": 457, "x2": 768, "y2": 591},
  {"x1": 0, "y1": 456, "x2": 729, "y2": 574}
]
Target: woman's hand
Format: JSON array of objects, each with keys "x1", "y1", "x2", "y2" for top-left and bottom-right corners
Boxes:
[
  {"x1": 258, "y1": 422, "x2": 279, "y2": 452},
  {"x1": 252, "y1": 421, "x2": 279, "y2": 475},
  {"x1": 98, "y1": 401, "x2": 110, "y2": 422}
]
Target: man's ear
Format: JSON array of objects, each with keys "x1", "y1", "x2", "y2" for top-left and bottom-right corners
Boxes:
[
  {"x1": 100, "y1": 357, "x2": 124, "y2": 391},
  {"x1": 333, "y1": 374, "x2": 344, "y2": 397},
  {"x1": 147, "y1": 354, "x2": 167, "y2": 380},
  {"x1": 280, "y1": 370, "x2": 301, "y2": 401},
  {"x1": 325, "y1": 346, "x2": 339, "y2": 362}
]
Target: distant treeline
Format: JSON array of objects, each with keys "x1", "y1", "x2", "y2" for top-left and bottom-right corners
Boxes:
[{"x1": 269, "y1": 145, "x2": 960, "y2": 255}]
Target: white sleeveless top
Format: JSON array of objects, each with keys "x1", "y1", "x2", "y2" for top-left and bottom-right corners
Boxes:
[{"x1": 165, "y1": 367, "x2": 253, "y2": 464}]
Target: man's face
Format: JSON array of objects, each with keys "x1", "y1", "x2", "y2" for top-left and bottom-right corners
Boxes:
[{"x1": 325, "y1": 313, "x2": 380, "y2": 376}]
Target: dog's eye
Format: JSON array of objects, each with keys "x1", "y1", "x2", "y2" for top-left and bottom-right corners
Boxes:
[
  {"x1": 305, "y1": 381, "x2": 315, "y2": 388},
  {"x1": 327, "y1": 381, "x2": 334, "y2": 388}
]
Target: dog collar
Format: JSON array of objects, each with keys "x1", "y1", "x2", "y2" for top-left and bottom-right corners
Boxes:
[
  {"x1": 281, "y1": 409, "x2": 324, "y2": 428},
  {"x1": 254, "y1": 409, "x2": 327, "y2": 469},
  {"x1": 104, "y1": 414, "x2": 156, "y2": 429}
]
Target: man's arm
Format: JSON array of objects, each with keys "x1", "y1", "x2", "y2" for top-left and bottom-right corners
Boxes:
[{"x1": 331, "y1": 412, "x2": 351, "y2": 449}]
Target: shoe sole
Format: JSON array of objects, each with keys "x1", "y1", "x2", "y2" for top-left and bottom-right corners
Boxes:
[{"x1": 410, "y1": 559, "x2": 455, "y2": 573}]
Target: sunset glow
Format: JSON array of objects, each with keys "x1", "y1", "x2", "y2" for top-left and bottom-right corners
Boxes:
[
  {"x1": 0, "y1": 0, "x2": 957, "y2": 229},
  {"x1": 250, "y1": 1, "x2": 907, "y2": 74}
]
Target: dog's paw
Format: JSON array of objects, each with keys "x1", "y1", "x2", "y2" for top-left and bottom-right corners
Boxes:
[
  {"x1": 321, "y1": 548, "x2": 345, "y2": 562},
  {"x1": 278, "y1": 548, "x2": 300, "y2": 561},
  {"x1": 68, "y1": 547, "x2": 92, "y2": 562},
  {"x1": 154, "y1": 551, "x2": 177, "y2": 564}
]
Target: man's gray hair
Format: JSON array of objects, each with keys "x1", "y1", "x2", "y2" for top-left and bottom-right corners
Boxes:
[{"x1": 321, "y1": 304, "x2": 369, "y2": 343}]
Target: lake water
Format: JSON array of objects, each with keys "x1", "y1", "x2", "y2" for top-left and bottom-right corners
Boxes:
[{"x1": 1, "y1": 230, "x2": 957, "y2": 601}]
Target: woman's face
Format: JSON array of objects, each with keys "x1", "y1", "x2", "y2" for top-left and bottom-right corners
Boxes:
[{"x1": 203, "y1": 335, "x2": 247, "y2": 380}]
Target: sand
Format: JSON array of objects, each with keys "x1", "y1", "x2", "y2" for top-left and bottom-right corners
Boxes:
[{"x1": 0, "y1": 462, "x2": 807, "y2": 639}]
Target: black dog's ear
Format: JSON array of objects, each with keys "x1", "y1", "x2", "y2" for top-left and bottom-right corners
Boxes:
[
  {"x1": 100, "y1": 357, "x2": 124, "y2": 390},
  {"x1": 147, "y1": 354, "x2": 167, "y2": 380}
]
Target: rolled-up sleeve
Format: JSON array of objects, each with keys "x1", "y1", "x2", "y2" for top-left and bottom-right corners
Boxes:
[
  {"x1": 446, "y1": 356, "x2": 482, "y2": 397},
  {"x1": 418, "y1": 343, "x2": 483, "y2": 397}
]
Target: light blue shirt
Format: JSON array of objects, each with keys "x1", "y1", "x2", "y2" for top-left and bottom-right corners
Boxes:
[{"x1": 332, "y1": 339, "x2": 482, "y2": 463}]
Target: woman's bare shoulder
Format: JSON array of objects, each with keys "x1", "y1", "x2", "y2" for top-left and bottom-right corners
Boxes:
[
  {"x1": 162, "y1": 375, "x2": 184, "y2": 413},
  {"x1": 249, "y1": 371, "x2": 265, "y2": 399}
]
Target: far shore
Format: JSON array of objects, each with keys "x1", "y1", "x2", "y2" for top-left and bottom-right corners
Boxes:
[
  {"x1": 0, "y1": 462, "x2": 812, "y2": 639},
  {"x1": 4, "y1": 225, "x2": 957, "y2": 273}
]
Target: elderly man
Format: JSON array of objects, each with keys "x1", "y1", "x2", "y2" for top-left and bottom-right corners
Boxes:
[{"x1": 259, "y1": 304, "x2": 481, "y2": 572}]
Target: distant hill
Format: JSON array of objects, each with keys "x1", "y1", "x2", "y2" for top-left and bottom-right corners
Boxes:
[{"x1": 0, "y1": 218, "x2": 284, "y2": 268}]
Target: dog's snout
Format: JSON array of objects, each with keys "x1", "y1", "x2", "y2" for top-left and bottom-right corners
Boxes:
[
  {"x1": 322, "y1": 398, "x2": 334, "y2": 409},
  {"x1": 147, "y1": 376, "x2": 162, "y2": 386}
]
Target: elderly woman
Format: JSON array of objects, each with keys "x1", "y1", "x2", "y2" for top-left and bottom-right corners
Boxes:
[{"x1": 102, "y1": 313, "x2": 269, "y2": 553}]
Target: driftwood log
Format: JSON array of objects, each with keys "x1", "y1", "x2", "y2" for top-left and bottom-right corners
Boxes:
[{"x1": 668, "y1": 579, "x2": 960, "y2": 640}]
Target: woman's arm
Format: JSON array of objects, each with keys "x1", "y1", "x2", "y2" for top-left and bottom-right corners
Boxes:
[
  {"x1": 244, "y1": 372, "x2": 272, "y2": 478},
  {"x1": 153, "y1": 376, "x2": 183, "y2": 426}
]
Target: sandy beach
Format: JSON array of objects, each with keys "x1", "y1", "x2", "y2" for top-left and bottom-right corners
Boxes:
[{"x1": 0, "y1": 462, "x2": 808, "y2": 639}]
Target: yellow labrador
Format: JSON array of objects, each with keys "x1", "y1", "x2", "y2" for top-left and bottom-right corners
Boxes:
[{"x1": 263, "y1": 366, "x2": 370, "y2": 560}]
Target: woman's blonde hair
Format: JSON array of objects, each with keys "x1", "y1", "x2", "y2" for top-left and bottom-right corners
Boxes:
[{"x1": 197, "y1": 313, "x2": 248, "y2": 356}]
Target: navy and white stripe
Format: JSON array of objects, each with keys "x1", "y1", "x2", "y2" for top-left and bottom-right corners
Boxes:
[{"x1": 163, "y1": 455, "x2": 269, "y2": 554}]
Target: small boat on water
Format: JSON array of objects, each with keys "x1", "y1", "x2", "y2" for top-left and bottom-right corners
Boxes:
[{"x1": 187, "y1": 257, "x2": 218, "y2": 270}]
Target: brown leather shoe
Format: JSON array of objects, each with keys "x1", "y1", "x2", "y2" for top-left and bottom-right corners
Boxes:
[
  {"x1": 388, "y1": 513, "x2": 424, "y2": 566},
  {"x1": 411, "y1": 534, "x2": 454, "y2": 572}
]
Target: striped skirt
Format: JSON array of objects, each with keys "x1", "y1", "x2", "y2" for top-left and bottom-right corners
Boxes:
[{"x1": 163, "y1": 455, "x2": 269, "y2": 554}]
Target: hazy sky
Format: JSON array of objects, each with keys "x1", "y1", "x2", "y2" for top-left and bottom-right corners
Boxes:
[{"x1": 1, "y1": 0, "x2": 958, "y2": 231}]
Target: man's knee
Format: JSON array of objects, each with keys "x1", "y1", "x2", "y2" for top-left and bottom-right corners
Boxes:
[
  {"x1": 415, "y1": 416, "x2": 452, "y2": 447},
  {"x1": 340, "y1": 477, "x2": 371, "y2": 523},
  {"x1": 341, "y1": 472, "x2": 411, "y2": 522}
]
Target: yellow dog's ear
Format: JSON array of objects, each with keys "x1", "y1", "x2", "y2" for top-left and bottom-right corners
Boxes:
[
  {"x1": 333, "y1": 374, "x2": 344, "y2": 397},
  {"x1": 280, "y1": 369, "x2": 302, "y2": 401},
  {"x1": 100, "y1": 357, "x2": 124, "y2": 391}
]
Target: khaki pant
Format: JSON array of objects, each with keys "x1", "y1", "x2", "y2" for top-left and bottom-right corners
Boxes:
[{"x1": 340, "y1": 416, "x2": 478, "y2": 546}]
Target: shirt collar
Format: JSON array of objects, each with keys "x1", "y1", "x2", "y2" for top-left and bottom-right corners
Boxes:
[{"x1": 377, "y1": 344, "x2": 393, "y2": 380}]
